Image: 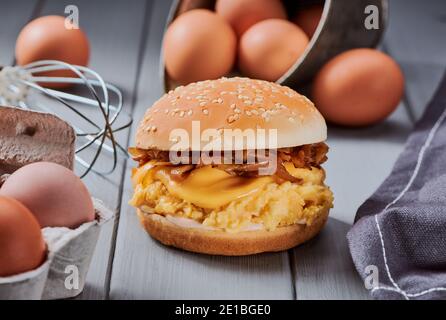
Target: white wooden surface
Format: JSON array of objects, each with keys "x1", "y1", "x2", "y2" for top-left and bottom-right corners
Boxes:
[
  {"x1": 36, "y1": 0, "x2": 149, "y2": 299},
  {"x1": 108, "y1": 0, "x2": 294, "y2": 300},
  {"x1": 385, "y1": 0, "x2": 446, "y2": 119},
  {"x1": 0, "y1": 1, "x2": 38, "y2": 66},
  {"x1": 0, "y1": 0, "x2": 442, "y2": 300}
]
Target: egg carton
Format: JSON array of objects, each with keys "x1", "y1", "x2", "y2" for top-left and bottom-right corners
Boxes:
[{"x1": 0, "y1": 199, "x2": 113, "y2": 300}]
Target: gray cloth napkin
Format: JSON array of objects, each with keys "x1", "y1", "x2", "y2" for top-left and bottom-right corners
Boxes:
[{"x1": 347, "y1": 73, "x2": 446, "y2": 300}]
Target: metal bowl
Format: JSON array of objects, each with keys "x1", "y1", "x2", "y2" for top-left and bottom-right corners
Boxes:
[{"x1": 161, "y1": 0, "x2": 388, "y2": 92}]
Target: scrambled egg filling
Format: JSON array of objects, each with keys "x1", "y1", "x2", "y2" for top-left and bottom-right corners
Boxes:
[{"x1": 130, "y1": 162, "x2": 333, "y2": 232}]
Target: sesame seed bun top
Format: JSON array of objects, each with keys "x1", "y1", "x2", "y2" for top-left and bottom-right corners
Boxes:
[{"x1": 136, "y1": 77, "x2": 327, "y2": 151}]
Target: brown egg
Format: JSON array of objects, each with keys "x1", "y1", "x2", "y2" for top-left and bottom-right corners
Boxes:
[
  {"x1": 164, "y1": 9, "x2": 236, "y2": 85},
  {"x1": 239, "y1": 19, "x2": 309, "y2": 82},
  {"x1": 0, "y1": 162, "x2": 95, "y2": 229},
  {"x1": 293, "y1": 4, "x2": 324, "y2": 38},
  {"x1": 216, "y1": 0, "x2": 287, "y2": 37},
  {"x1": 313, "y1": 49, "x2": 405, "y2": 126},
  {"x1": 0, "y1": 196, "x2": 46, "y2": 277},
  {"x1": 15, "y1": 15, "x2": 90, "y2": 88}
]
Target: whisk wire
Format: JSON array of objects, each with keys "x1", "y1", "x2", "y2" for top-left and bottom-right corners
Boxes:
[{"x1": 0, "y1": 60, "x2": 132, "y2": 178}]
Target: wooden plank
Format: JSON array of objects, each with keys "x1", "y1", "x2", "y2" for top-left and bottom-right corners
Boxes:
[
  {"x1": 291, "y1": 104, "x2": 412, "y2": 299},
  {"x1": 385, "y1": 0, "x2": 446, "y2": 119},
  {"x1": 292, "y1": 0, "x2": 446, "y2": 299},
  {"x1": 109, "y1": 0, "x2": 294, "y2": 300},
  {"x1": 292, "y1": 218, "x2": 370, "y2": 300},
  {"x1": 399, "y1": 63, "x2": 445, "y2": 120},
  {"x1": 325, "y1": 105, "x2": 413, "y2": 225},
  {"x1": 291, "y1": 1, "x2": 421, "y2": 298},
  {"x1": 290, "y1": 0, "x2": 446, "y2": 300},
  {"x1": 36, "y1": 0, "x2": 148, "y2": 299},
  {"x1": 0, "y1": 0, "x2": 39, "y2": 65},
  {"x1": 385, "y1": 0, "x2": 446, "y2": 65}
]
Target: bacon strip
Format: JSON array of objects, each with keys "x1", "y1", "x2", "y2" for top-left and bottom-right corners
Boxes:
[{"x1": 129, "y1": 143, "x2": 329, "y2": 183}]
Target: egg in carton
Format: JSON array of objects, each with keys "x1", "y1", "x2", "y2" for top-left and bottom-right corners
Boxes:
[
  {"x1": 0, "y1": 106, "x2": 113, "y2": 299},
  {"x1": 41, "y1": 199, "x2": 112, "y2": 299},
  {"x1": 0, "y1": 260, "x2": 51, "y2": 300}
]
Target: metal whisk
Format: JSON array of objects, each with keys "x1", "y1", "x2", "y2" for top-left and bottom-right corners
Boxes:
[{"x1": 0, "y1": 60, "x2": 132, "y2": 178}]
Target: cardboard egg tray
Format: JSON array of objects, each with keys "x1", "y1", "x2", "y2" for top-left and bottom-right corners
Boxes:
[{"x1": 0, "y1": 199, "x2": 113, "y2": 300}]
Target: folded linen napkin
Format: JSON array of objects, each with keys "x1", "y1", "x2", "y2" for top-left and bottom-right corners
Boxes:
[{"x1": 347, "y1": 73, "x2": 446, "y2": 300}]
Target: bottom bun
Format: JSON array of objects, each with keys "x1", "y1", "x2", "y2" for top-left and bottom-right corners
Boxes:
[{"x1": 137, "y1": 205, "x2": 330, "y2": 256}]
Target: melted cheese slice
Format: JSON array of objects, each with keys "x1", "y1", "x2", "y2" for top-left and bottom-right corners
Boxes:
[
  {"x1": 132, "y1": 161, "x2": 323, "y2": 210},
  {"x1": 155, "y1": 166, "x2": 273, "y2": 209},
  {"x1": 133, "y1": 163, "x2": 273, "y2": 209}
]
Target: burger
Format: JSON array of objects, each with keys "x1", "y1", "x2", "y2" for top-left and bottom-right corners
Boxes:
[{"x1": 129, "y1": 77, "x2": 333, "y2": 255}]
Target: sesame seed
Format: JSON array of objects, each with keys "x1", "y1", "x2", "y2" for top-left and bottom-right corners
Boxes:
[
  {"x1": 187, "y1": 110, "x2": 193, "y2": 116},
  {"x1": 244, "y1": 100, "x2": 252, "y2": 105},
  {"x1": 234, "y1": 108, "x2": 241, "y2": 114},
  {"x1": 145, "y1": 125, "x2": 157, "y2": 133},
  {"x1": 202, "y1": 109, "x2": 209, "y2": 115},
  {"x1": 230, "y1": 103, "x2": 236, "y2": 109},
  {"x1": 200, "y1": 101, "x2": 207, "y2": 107},
  {"x1": 179, "y1": 111, "x2": 185, "y2": 117},
  {"x1": 227, "y1": 115, "x2": 236, "y2": 124}
]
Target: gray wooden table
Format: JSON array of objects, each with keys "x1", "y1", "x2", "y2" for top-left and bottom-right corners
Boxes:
[{"x1": 1, "y1": 0, "x2": 443, "y2": 300}]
